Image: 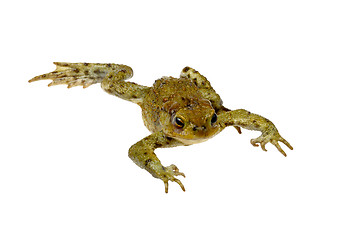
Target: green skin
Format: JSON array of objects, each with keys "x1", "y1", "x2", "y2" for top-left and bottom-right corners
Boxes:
[{"x1": 29, "y1": 62, "x2": 293, "y2": 193}]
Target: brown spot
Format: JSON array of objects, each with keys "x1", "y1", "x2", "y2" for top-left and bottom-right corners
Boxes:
[
  {"x1": 94, "y1": 69, "x2": 101, "y2": 74},
  {"x1": 154, "y1": 143, "x2": 162, "y2": 148},
  {"x1": 225, "y1": 121, "x2": 232, "y2": 126},
  {"x1": 84, "y1": 70, "x2": 89, "y2": 75},
  {"x1": 109, "y1": 84, "x2": 114, "y2": 88},
  {"x1": 74, "y1": 68, "x2": 80, "y2": 73},
  {"x1": 107, "y1": 63, "x2": 111, "y2": 67},
  {"x1": 187, "y1": 74, "x2": 190, "y2": 78},
  {"x1": 145, "y1": 159, "x2": 152, "y2": 167},
  {"x1": 84, "y1": 63, "x2": 89, "y2": 66},
  {"x1": 183, "y1": 67, "x2": 190, "y2": 72},
  {"x1": 131, "y1": 95, "x2": 137, "y2": 98},
  {"x1": 120, "y1": 69, "x2": 126, "y2": 73}
]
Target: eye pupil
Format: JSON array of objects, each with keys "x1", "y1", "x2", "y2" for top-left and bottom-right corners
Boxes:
[
  {"x1": 211, "y1": 114, "x2": 217, "y2": 124},
  {"x1": 174, "y1": 117, "x2": 184, "y2": 128}
]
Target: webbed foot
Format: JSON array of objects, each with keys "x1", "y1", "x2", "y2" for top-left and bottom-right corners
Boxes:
[{"x1": 29, "y1": 62, "x2": 109, "y2": 88}]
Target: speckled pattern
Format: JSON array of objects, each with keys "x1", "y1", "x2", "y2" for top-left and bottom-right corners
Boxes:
[{"x1": 29, "y1": 62, "x2": 293, "y2": 193}]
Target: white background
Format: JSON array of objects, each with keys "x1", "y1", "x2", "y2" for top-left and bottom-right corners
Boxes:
[{"x1": 1, "y1": 0, "x2": 360, "y2": 239}]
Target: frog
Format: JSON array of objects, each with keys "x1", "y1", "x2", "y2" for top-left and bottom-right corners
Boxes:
[{"x1": 29, "y1": 62, "x2": 293, "y2": 193}]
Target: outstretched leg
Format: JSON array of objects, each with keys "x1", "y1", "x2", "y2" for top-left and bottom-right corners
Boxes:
[
  {"x1": 29, "y1": 62, "x2": 149, "y2": 103},
  {"x1": 128, "y1": 131, "x2": 186, "y2": 193},
  {"x1": 218, "y1": 109, "x2": 293, "y2": 156},
  {"x1": 100, "y1": 68, "x2": 149, "y2": 104}
]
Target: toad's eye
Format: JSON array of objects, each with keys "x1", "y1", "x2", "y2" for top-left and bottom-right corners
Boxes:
[
  {"x1": 211, "y1": 113, "x2": 217, "y2": 124},
  {"x1": 174, "y1": 117, "x2": 185, "y2": 128}
]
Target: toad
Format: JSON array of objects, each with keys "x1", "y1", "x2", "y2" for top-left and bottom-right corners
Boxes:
[{"x1": 29, "y1": 62, "x2": 293, "y2": 193}]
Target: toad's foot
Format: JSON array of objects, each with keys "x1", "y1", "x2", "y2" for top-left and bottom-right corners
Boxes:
[
  {"x1": 251, "y1": 130, "x2": 293, "y2": 157},
  {"x1": 218, "y1": 109, "x2": 293, "y2": 157},
  {"x1": 29, "y1": 62, "x2": 132, "y2": 88},
  {"x1": 162, "y1": 164, "x2": 186, "y2": 193},
  {"x1": 29, "y1": 62, "x2": 102, "y2": 88},
  {"x1": 129, "y1": 132, "x2": 187, "y2": 193}
]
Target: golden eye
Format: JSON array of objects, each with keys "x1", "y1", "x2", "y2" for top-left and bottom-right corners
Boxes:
[
  {"x1": 174, "y1": 117, "x2": 185, "y2": 128},
  {"x1": 211, "y1": 113, "x2": 217, "y2": 124}
]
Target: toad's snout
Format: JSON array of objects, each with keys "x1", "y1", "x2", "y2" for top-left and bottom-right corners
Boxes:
[{"x1": 192, "y1": 125, "x2": 207, "y2": 131}]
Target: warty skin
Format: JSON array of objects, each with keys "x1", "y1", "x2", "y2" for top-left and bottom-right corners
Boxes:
[{"x1": 29, "y1": 63, "x2": 293, "y2": 193}]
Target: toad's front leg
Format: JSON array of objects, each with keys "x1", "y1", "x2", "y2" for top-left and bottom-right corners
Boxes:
[
  {"x1": 218, "y1": 109, "x2": 293, "y2": 156},
  {"x1": 128, "y1": 132, "x2": 186, "y2": 193}
]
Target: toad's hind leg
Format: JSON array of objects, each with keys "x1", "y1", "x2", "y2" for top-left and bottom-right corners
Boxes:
[
  {"x1": 101, "y1": 68, "x2": 149, "y2": 104},
  {"x1": 181, "y1": 67, "x2": 224, "y2": 111},
  {"x1": 181, "y1": 66, "x2": 242, "y2": 134},
  {"x1": 29, "y1": 62, "x2": 149, "y2": 103}
]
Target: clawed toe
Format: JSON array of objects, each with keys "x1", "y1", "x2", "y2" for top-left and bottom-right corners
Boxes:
[
  {"x1": 251, "y1": 134, "x2": 292, "y2": 157},
  {"x1": 163, "y1": 178, "x2": 185, "y2": 193},
  {"x1": 162, "y1": 164, "x2": 186, "y2": 193},
  {"x1": 168, "y1": 164, "x2": 186, "y2": 178},
  {"x1": 271, "y1": 140, "x2": 287, "y2": 157},
  {"x1": 174, "y1": 179, "x2": 186, "y2": 192},
  {"x1": 251, "y1": 139, "x2": 267, "y2": 152}
]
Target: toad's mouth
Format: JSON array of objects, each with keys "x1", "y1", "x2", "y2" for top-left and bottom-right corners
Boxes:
[
  {"x1": 174, "y1": 137, "x2": 211, "y2": 145},
  {"x1": 169, "y1": 124, "x2": 222, "y2": 145}
]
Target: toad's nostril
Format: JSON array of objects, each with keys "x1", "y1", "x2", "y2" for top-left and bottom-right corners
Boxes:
[{"x1": 193, "y1": 126, "x2": 207, "y2": 131}]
